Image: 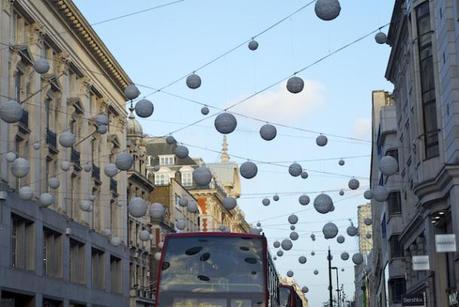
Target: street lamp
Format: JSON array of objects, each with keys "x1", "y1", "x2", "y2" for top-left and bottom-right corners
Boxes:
[{"x1": 332, "y1": 267, "x2": 340, "y2": 307}]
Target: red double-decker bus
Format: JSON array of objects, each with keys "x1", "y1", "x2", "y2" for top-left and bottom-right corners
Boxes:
[
  {"x1": 155, "y1": 232, "x2": 279, "y2": 307},
  {"x1": 279, "y1": 285, "x2": 303, "y2": 307}
]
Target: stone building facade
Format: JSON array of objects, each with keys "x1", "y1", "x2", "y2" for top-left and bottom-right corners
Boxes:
[
  {"x1": 0, "y1": 0, "x2": 132, "y2": 306},
  {"x1": 369, "y1": 0, "x2": 459, "y2": 305}
]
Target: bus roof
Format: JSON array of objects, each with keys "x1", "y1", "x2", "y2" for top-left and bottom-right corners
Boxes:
[{"x1": 164, "y1": 232, "x2": 266, "y2": 240}]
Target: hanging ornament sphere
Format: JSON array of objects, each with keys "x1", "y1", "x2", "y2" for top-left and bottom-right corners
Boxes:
[
  {"x1": 373, "y1": 185, "x2": 389, "y2": 202},
  {"x1": 154, "y1": 252, "x2": 162, "y2": 261},
  {"x1": 115, "y1": 152, "x2": 134, "y2": 171},
  {"x1": 290, "y1": 225, "x2": 295, "y2": 231},
  {"x1": 366, "y1": 233, "x2": 372, "y2": 239},
  {"x1": 166, "y1": 135, "x2": 177, "y2": 145},
  {"x1": 201, "y1": 106, "x2": 209, "y2": 115},
  {"x1": 124, "y1": 84, "x2": 140, "y2": 100},
  {"x1": 277, "y1": 250, "x2": 284, "y2": 257},
  {"x1": 288, "y1": 162, "x2": 303, "y2": 177},
  {"x1": 310, "y1": 234, "x2": 316, "y2": 241},
  {"x1": 186, "y1": 73, "x2": 201, "y2": 89},
  {"x1": 0, "y1": 100, "x2": 24, "y2": 124},
  {"x1": 273, "y1": 241, "x2": 281, "y2": 248},
  {"x1": 338, "y1": 159, "x2": 345, "y2": 166},
  {"x1": 187, "y1": 201, "x2": 199, "y2": 213},
  {"x1": 281, "y1": 239, "x2": 293, "y2": 251},
  {"x1": 302, "y1": 287, "x2": 309, "y2": 293},
  {"x1": 48, "y1": 177, "x2": 60, "y2": 189},
  {"x1": 311, "y1": 251, "x2": 315, "y2": 256},
  {"x1": 240, "y1": 161, "x2": 258, "y2": 179},
  {"x1": 256, "y1": 222, "x2": 261, "y2": 227},
  {"x1": 348, "y1": 178, "x2": 360, "y2": 190},
  {"x1": 299, "y1": 194, "x2": 310, "y2": 206},
  {"x1": 347, "y1": 225, "x2": 359, "y2": 237},
  {"x1": 129, "y1": 197, "x2": 147, "y2": 218},
  {"x1": 273, "y1": 256, "x2": 277, "y2": 261},
  {"x1": 262, "y1": 198, "x2": 270, "y2": 206},
  {"x1": 83, "y1": 162, "x2": 92, "y2": 173},
  {"x1": 298, "y1": 256, "x2": 307, "y2": 264},
  {"x1": 314, "y1": 193, "x2": 334, "y2": 214},
  {"x1": 19, "y1": 186, "x2": 33, "y2": 200},
  {"x1": 301, "y1": 171, "x2": 309, "y2": 179},
  {"x1": 11, "y1": 158, "x2": 30, "y2": 178},
  {"x1": 5, "y1": 152, "x2": 17, "y2": 162},
  {"x1": 337, "y1": 235, "x2": 345, "y2": 244},
  {"x1": 259, "y1": 124, "x2": 277, "y2": 141},
  {"x1": 364, "y1": 218, "x2": 373, "y2": 226},
  {"x1": 33, "y1": 58, "x2": 50, "y2": 74},
  {"x1": 150, "y1": 203, "x2": 166, "y2": 219},
  {"x1": 104, "y1": 163, "x2": 118, "y2": 177},
  {"x1": 178, "y1": 198, "x2": 188, "y2": 207},
  {"x1": 60, "y1": 161, "x2": 71, "y2": 171},
  {"x1": 273, "y1": 194, "x2": 280, "y2": 201},
  {"x1": 286, "y1": 76, "x2": 304, "y2": 94},
  {"x1": 193, "y1": 166, "x2": 212, "y2": 186},
  {"x1": 290, "y1": 231, "x2": 299, "y2": 241},
  {"x1": 315, "y1": 0, "x2": 341, "y2": 21},
  {"x1": 175, "y1": 145, "x2": 189, "y2": 159},
  {"x1": 153, "y1": 165, "x2": 160, "y2": 172},
  {"x1": 375, "y1": 31, "x2": 387, "y2": 44},
  {"x1": 341, "y1": 252, "x2": 350, "y2": 261},
  {"x1": 95, "y1": 113, "x2": 109, "y2": 126},
  {"x1": 135, "y1": 99, "x2": 154, "y2": 118},
  {"x1": 322, "y1": 222, "x2": 339, "y2": 239},
  {"x1": 379, "y1": 155, "x2": 398, "y2": 176},
  {"x1": 79, "y1": 200, "x2": 92, "y2": 212},
  {"x1": 110, "y1": 236, "x2": 122, "y2": 247},
  {"x1": 223, "y1": 197, "x2": 237, "y2": 210},
  {"x1": 352, "y1": 253, "x2": 364, "y2": 265},
  {"x1": 248, "y1": 39, "x2": 259, "y2": 51},
  {"x1": 39, "y1": 193, "x2": 54, "y2": 207},
  {"x1": 287, "y1": 270, "x2": 294, "y2": 277},
  {"x1": 176, "y1": 219, "x2": 187, "y2": 230},
  {"x1": 139, "y1": 230, "x2": 150, "y2": 241},
  {"x1": 288, "y1": 214, "x2": 299, "y2": 225},
  {"x1": 33, "y1": 142, "x2": 41, "y2": 150},
  {"x1": 214, "y1": 112, "x2": 237, "y2": 134},
  {"x1": 364, "y1": 189, "x2": 374, "y2": 200},
  {"x1": 313, "y1": 270, "x2": 319, "y2": 275},
  {"x1": 339, "y1": 189, "x2": 344, "y2": 196},
  {"x1": 97, "y1": 124, "x2": 108, "y2": 134},
  {"x1": 58, "y1": 130, "x2": 76, "y2": 148},
  {"x1": 316, "y1": 134, "x2": 328, "y2": 147}
]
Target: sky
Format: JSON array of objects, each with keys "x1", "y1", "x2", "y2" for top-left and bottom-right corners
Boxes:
[{"x1": 74, "y1": 0, "x2": 394, "y2": 305}]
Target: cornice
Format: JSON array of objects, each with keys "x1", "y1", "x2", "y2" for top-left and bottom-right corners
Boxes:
[{"x1": 45, "y1": 0, "x2": 132, "y2": 96}]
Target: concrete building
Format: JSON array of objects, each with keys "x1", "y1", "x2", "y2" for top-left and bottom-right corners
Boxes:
[
  {"x1": 126, "y1": 110, "x2": 155, "y2": 307},
  {"x1": 357, "y1": 203, "x2": 373, "y2": 255},
  {"x1": 0, "y1": 0, "x2": 132, "y2": 305}
]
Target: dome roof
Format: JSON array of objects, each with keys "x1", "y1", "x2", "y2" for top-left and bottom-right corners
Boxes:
[{"x1": 127, "y1": 110, "x2": 143, "y2": 137}]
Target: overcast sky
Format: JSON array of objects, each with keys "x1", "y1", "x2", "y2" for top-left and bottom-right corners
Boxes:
[{"x1": 74, "y1": 0, "x2": 394, "y2": 304}]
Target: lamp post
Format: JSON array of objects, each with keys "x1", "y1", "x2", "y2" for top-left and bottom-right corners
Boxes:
[
  {"x1": 328, "y1": 248, "x2": 333, "y2": 307},
  {"x1": 332, "y1": 267, "x2": 340, "y2": 307}
]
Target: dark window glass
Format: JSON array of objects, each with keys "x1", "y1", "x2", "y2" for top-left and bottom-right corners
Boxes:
[
  {"x1": 158, "y1": 236, "x2": 265, "y2": 306},
  {"x1": 390, "y1": 235, "x2": 402, "y2": 258},
  {"x1": 389, "y1": 278, "x2": 406, "y2": 303},
  {"x1": 388, "y1": 192, "x2": 402, "y2": 215}
]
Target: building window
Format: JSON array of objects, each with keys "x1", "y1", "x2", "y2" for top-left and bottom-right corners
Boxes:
[
  {"x1": 381, "y1": 215, "x2": 386, "y2": 240},
  {"x1": 110, "y1": 256, "x2": 122, "y2": 293},
  {"x1": 390, "y1": 235, "x2": 402, "y2": 258},
  {"x1": 92, "y1": 248, "x2": 105, "y2": 289},
  {"x1": 416, "y1": 2, "x2": 439, "y2": 159},
  {"x1": 389, "y1": 278, "x2": 406, "y2": 303},
  {"x1": 43, "y1": 227, "x2": 63, "y2": 278},
  {"x1": 181, "y1": 171, "x2": 192, "y2": 186},
  {"x1": 155, "y1": 173, "x2": 169, "y2": 186},
  {"x1": 387, "y1": 192, "x2": 402, "y2": 215},
  {"x1": 159, "y1": 155, "x2": 175, "y2": 166},
  {"x1": 69, "y1": 239, "x2": 85, "y2": 284},
  {"x1": 11, "y1": 214, "x2": 34, "y2": 270}
]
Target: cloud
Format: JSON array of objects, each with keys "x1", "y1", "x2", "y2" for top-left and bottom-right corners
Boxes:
[
  {"x1": 353, "y1": 117, "x2": 371, "y2": 139},
  {"x1": 229, "y1": 80, "x2": 326, "y2": 122}
]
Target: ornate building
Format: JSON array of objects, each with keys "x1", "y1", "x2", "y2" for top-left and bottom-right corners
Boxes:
[
  {"x1": 0, "y1": 0, "x2": 131, "y2": 305},
  {"x1": 126, "y1": 110, "x2": 155, "y2": 307}
]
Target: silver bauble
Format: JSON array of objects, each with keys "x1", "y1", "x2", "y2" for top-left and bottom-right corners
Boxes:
[
  {"x1": 313, "y1": 270, "x2": 319, "y2": 275},
  {"x1": 94, "y1": 113, "x2": 109, "y2": 126},
  {"x1": 83, "y1": 162, "x2": 92, "y2": 172},
  {"x1": 154, "y1": 252, "x2": 162, "y2": 261},
  {"x1": 364, "y1": 189, "x2": 373, "y2": 200},
  {"x1": 248, "y1": 39, "x2": 259, "y2": 51},
  {"x1": 178, "y1": 197, "x2": 189, "y2": 207},
  {"x1": 262, "y1": 198, "x2": 270, "y2": 206},
  {"x1": 0, "y1": 100, "x2": 23, "y2": 124},
  {"x1": 104, "y1": 163, "x2": 118, "y2": 177},
  {"x1": 150, "y1": 203, "x2": 166, "y2": 219},
  {"x1": 288, "y1": 162, "x2": 302, "y2": 177},
  {"x1": 375, "y1": 31, "x2": 387, "y2": 44},
  {"x1": 373, "y1": 185, "x2": 389, "y2": 202},
  {"x1": 341, "y1": 252, "x2": 349, "y2": 261},
  {"x1": 364, "y1": 218, "x2": 372, "y2": 226},
  {"x1": 338, "y1": 159, "x2": 345, "y2": 166},
  {"x1": 290, "y1": 231, "x2": 299, "y2": 241},
  {"x1": 348, "y1": 178, "x2": 360, "y2": 190},
  {"x1": 287, "y1": 270, "x2": 294, "y2": 277},
  {"x1": 288, "y1": 214, "x2": 299, "y2": 225},
  {"x1": 273, "y1": 241, "x2": 281, "y2": 248},
  {"x1": 79, "y1": 200, "x2": 92, "y2": 212},
  {"x1": 124, "y1": 84, "x2": 140, "y2": 100},
  {"x1": 352, "y1": 253, "x2": 364, "y2": 265},
  {"x1": 259, "y1": 124, "x2": 277, "y2": 141},
  {"x1": 316, "y1": 134, "x2": 328, "y2": 146},
  {"x1": 214, "y1": 112, "x2": 237, "y2": 134},
  {"x1": 5, "y1": 152, "x2": 16, "y2": 162},
  {"x1": 186, "y1": 73, "x2": 201, "y2": 89},
  {"x1": 322, "y1": 222, "x2": 339, "y2": 239},
  {"x1": 33, "y1": 58, "x2": 50, "y2": 74},
  {"x1": 299, "y1": 194, "x2": 310, "y2": 206},
  {"x1": 201, "y1": 106, "x2": 209, "y2": 115},
  {"x1": 347, "y1": 225, "x2": 358, "y2": 237},
  {"x1": 187, "y1": 201, "x2": 199, "y2": 213},
  {"x1": 277, "y1": 250, "x2": 284, "y2": 257},
  {"x1": 193, "y1": 166, "x2": 212, "y2": 186},
  {"x1": 129, "y1": 197, "x2": 147, "y2": 218},
  {"x1": 379, "y1": 156, "x2": 398, "y2": 176},
  {"x1": 315, "y1": 0, "x2": 341, "y2": 21},
  {"x1": 60, "y1": 161, "x2": 71, "y2": 171},
  {"x1": 135, "y1": 99, "x2": 154, "y2": 118},
  {"x1": 298, "y1": 256, "x2": 307, "y2": 264},
  {"x1": 286, "y1": 76, "x2": 304, "y2": 94},
  {"x1": 314, "y1": 193, "x2": 333, "y2": 214},
  {"x1": 302, "y1": 287, "x2": 309, "y2": 293},
  {"x1": 175, "y1": 145, "x2": 189, "y2": 159},
  {"x1": 176, "y1": 219, "x2": 187, "y2": 230},
  {"x1": 166, "y1": 135, "x2": 176, "y2": 145},
  {"x1": 115, "y1": 152, "x2": 134, "y2": 171},
  {"x1": 11, "y1": 158, "x2": 30, "y2": 178},
  {"x1": 33, "y1": 142, "x2": 41, "y2": 150},
  {"x1": 273, "y1": 194, "x2": 280, "y2": 201},
  {"x1": 281, "y1": 239, "x2": 293, "y2": 251},
  {"x1": 240, "y1": 161, "x2": 258, "y2": 179},
  {"x1": 97, "y1": 124, "x2": 108, "y2": 134},
  {"x1": 339, "y1": 189, "x2": 344, "y2": 196},
  {"x1": 110, "y1": 236, "x2": 122, "y2": 247},
  {"x1": 48, "y1": 177, "x2": 60, "y2": 189},
  {"x1": 223, "y1": 197, "x2": 237, "y2": 210},
  {"x1": 301, "y1": 171, "x2": 308, "y2": 179},
  {"x1": 39, "y1": 193, "x2": 55, "y2": 207},
  {"x1": 18, "y1": 186, "x2": 33, "y2": 200},
  {"x1": 337, "y1": 235, "x2": 345, "y2": 244},
  {"x1": 58, "y1": 130, "x2": 76, "y2": 148},
  {"x1": 139, "y1": 230, "x2": 150, "y2": 241}
]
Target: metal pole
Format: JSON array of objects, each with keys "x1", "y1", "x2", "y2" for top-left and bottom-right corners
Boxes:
[
  {"x1": 332, "y1": 267, "x2": 340, "y2": 307},
  {"x1": 328, "y1": 248, "x2": 333, "y2": 307}
]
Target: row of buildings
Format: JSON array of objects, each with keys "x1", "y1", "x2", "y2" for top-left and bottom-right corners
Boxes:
[
  {"x1": 0, "y1": 0, "x2": 252, "y2": 306},
  {"x1": 355, "y1": 0, "x2": 459, "y2": 306}
]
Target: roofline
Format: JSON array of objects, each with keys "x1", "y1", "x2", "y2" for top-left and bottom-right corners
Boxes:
[{"x1": 46, "y1": 0, "x2": 132, "y2": 96}]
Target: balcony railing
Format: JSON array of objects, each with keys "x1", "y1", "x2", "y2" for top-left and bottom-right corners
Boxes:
[
  {"x1": 71, "y1": 148, "x2": 81, "y2": 169},
  {"x1": 46, "y1": 129, "x2": 57, "y2": 148},
  {"x1": 92, "y1": 164, "x2": 100, "y2": 182},
  {"x1": 110, "y1": 178, "x2": 117, "y2": 193}
]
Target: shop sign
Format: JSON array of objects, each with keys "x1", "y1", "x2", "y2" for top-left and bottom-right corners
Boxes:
[
  {"x1": 412, "y1": 255, "x2": 429, "y2": 271},
  {"x1": 402, "y1": 293, "x2": 425, "y2": 306},
  {"x1": 435, "y1": 234, "x2": 457, "y2": 253}
]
